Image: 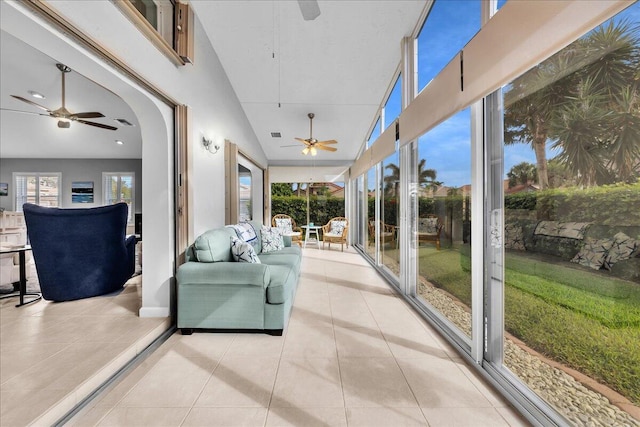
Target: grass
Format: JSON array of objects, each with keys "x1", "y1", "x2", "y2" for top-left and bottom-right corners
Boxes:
[{"x1": 416, "y1": 246, "x2": 640, "y2": 405}]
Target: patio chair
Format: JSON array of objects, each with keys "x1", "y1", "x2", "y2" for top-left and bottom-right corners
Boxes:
[
  {"x1": 368, "y1": 220, "x2": 397, "y2": 247},
  {"x1": 272, "y1": 214, "x2": 302, "y2": 246},
  {"x1": 417, "y1": 214, "x2": 443, "y2": 250},
  {"x1": 322, "y1": 217, "x2": 349, "y2": 251},
  {"x1": 23, "y1": 203, "x2": 136, "y2": 301}
]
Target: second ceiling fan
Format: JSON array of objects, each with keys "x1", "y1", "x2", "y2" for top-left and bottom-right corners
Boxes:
[
  {"x1": 284, "y1": 113, "x2": 337, "y2": 156},
  {"x1": 4, "y1": 63, "x2": 117, "y2": 131}
]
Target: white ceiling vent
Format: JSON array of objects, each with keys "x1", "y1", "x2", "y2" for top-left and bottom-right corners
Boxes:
[
  {"x1": 114, "y1": 118, "x2": 134, "y2": 126},
  {"x1": 270, "y1": 132, "x2": 282, "y2": 138}
]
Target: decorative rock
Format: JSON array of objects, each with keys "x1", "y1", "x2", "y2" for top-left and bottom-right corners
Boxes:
[{"x1": 417, "y1": 278, "x2": 640, "y2": 427}]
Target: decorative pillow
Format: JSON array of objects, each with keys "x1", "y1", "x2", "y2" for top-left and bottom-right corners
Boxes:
[
  {"x1": 330, "y1": 220, "x2": 347, "y2": 236},
  {"x1": 534, "y1": 221, "x2": 590, "y2": 239},
  {"x1": 274, "y1": 218, "x2": 293, "y2": 235},
  {"x1": 229, "y1": 222, "x2": 258, "y2": 248},
  {"x1": 261, "y1": 226, "x2": 284, "y2": 253},
  {"x1": 504, "y1": 224, "x2": 525, "y2": 251},
  {"x1": 571, "y1": 237, "x2": 614, "y2": 270},
  {"x1": 604, "y1": 232, "x2": 637, "y2": 270},
  {"x1": 230, "y1": 237, "x2": 260, "y2": 263}
]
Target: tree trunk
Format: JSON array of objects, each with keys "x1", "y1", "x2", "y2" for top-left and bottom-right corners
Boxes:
[{"x1": 533, "y1": 117, "x2": 549, "y2": 190}]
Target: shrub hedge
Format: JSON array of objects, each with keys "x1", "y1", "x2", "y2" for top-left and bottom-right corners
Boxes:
[
  {"x1": 505, "y1": 182, "x2": 640, "y2": 226},
  {"x1": 271, "y1": 196, "x2": 345, "y2": 228}
]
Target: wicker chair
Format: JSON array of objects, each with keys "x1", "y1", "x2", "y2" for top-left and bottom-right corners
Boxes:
[
  {"x1": 272, "y1": 214, "x2": 302, "y2": 246},
  {"x1": 322, "y1": 217, "x2": 349, "y2": 251},
  {"x1": 417, "y1": 214, "x2": 443, "y2": 250},
  {"x1": 368, "y1": 220, "x2": 397, "y2": 247}
]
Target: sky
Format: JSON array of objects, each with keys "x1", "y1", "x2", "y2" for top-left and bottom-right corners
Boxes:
[{"x1": 370, "y1": 0, "x2": 639, "y2": 189}]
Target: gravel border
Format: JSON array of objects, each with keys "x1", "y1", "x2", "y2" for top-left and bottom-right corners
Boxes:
[{"x1": 417, "y1": 278, "x2": 640, "y2": 427}]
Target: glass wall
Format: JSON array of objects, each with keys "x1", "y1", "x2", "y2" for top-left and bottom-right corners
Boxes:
[
  {"x1": 366, "y1": 118, "x2": 381, "y2": 149},
  {"x1": 416, "y1": 0, "x2": 479, "y2": 93},
  {"x1": 415, "y1": 109, "x2": 473, "y2": 339},
  {"x1": 497, "y1": 6, "x2": 640, "y2": 423},
  {"x1": 364, "y1": 166, "x2": 377, "y2": 258},
  {"x1": 380, "y1": 152, "x2": 400, "y2": 276},
  {"x1": 383, "y1": 76, "x2": 401, "y2": 130}
]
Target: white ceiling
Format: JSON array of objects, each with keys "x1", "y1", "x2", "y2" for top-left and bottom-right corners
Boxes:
[
  {"x1": 0, "y1": 1, "x2": 427, "y2": 164},
  {"x1": 192, "y1": 0, "x2": 427, "y2": 165},
  {"x1": 0, "y1": 30, "x2": 142, "y2": 159}
]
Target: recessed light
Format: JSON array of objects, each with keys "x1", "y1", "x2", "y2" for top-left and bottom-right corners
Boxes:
[
  {"x1": 115, "y1": 140, "x2": 124, "y2": 145},
  {"x1": 28, "y1": 90, "x2": 45, "y2": 99}
]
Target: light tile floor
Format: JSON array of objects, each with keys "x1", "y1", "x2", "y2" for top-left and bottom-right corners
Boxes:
[
  {"x1": 68, "y1": 248, "x2": 530, "y2": 427},
  {"x1": 0, "y1": 275, "x2": 170, "y2": 426}
]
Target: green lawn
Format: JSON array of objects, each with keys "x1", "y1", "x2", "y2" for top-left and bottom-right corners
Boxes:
[{"x1": 416, "y1": 246, "x2": 640, "y2": 405}]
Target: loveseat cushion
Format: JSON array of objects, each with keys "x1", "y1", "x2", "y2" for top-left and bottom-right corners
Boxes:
[
  {"x1": 194, "y1": 228, "x2": 237, "y2": 262},
  {"x1": 266, "y1": 265, "x2": 296, "y2": 304},
  {"x1": 176, "y1": 261, "x2": 270, "y2": 287}
]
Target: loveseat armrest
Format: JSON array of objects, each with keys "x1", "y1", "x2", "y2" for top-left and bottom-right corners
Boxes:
[{"x1": 177, "y1": 261, "x2": 270, "y2": 288}]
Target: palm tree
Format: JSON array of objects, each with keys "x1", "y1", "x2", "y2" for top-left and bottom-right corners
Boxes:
[
  {"x1": 507, "y1": 162, "x2": 538, "y2": 188},
  {"x1": 384, "y1": 160, "x2": 440, "y2": 197},
  {"x1": 504, "y1": 19, "x2": 640, "y2": 188}
]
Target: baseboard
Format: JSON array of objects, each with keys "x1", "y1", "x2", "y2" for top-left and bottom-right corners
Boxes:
[{"x1": 139, "y1": 306, "x2": 170, "y2": 318}]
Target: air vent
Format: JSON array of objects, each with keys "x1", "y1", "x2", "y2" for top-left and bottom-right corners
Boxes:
[
  {"x1": 114, "y1": 118, "x2": 134, "y2": 126},
  {"x1": 270, "y1": 132, "x2": 282, "y2": 138}
]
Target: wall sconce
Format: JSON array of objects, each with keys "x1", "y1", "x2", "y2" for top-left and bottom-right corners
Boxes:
[{"x1": 203, "y1": 136, "x2": 220, "y2": 154}]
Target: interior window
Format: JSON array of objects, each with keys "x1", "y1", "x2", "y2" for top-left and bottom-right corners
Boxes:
[
  {"x1": 129, "y1": 0, "x2": 174, "y2": 46},
  {"x1": 14, "y1": 173, "x2": 61, "y2": 211},
  {"x1": 103, "y1": 172, "x2": 135, "y2": 223}
]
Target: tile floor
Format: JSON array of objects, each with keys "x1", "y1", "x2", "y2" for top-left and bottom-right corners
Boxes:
[
  {"x1": 67, "y1": 248, "x2": 529, "y2": 427},
  {"x1": 0, "y1": 275, "x2": 170, "y2": 426}
]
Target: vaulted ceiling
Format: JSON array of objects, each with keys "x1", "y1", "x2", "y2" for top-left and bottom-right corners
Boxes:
[
  {"x1": 0, "y1": 30, "x2": 142, "y2": 159},
  {"x1": 192, "y1": 0, "x2": 427, "y2": 165},
  {"x1": 1, "y1": 1, "x2": 427, "y2": 164}
]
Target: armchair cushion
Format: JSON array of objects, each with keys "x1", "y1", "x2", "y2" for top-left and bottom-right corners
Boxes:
[{"x1": 419, "y1": 217, "x2": 440, "y2": 234}]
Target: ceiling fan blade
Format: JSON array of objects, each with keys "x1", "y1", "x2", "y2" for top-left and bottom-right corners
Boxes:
[
  {"x1": 297, "y1": 0, "x2": 320, "y2": 20},
  {"x1": 10, "y1": 95, "x2": 52, "y2": 113},
  {"x1": 316, "y1": 139, "x2": 338, "y2": 145},
  {"x1": 315, "y1": 145, "x2": 337, "y2": 152},
  {"x1": 71, "y1": 112, "x2": 105, "y2": 119},
  {"x1": 77, "y1": 120, "x2": 117, "y2": 131},
  {"x1": 1, "y1": 108, "x2": 50, "y2": 117},
  {"x1": 280, "y1": 144, "x2": 302, "y2": 148}
]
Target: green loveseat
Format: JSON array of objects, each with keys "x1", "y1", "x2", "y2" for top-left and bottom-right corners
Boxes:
[{"x1": 176, "y1": 221, "x2": 302, "y2": 335}]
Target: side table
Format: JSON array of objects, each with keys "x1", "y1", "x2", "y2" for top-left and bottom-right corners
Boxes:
[
  {"x1": 301, "y1": 225, "x2": 322, "y2": 249},
  {"x1": 0, "y1": 245, "x2": 41, "y2": 307}
]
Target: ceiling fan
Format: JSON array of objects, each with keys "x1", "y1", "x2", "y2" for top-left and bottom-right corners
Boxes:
[
  {"x1": 282, "y1": 113, "x2": 337, "y2": 156},
  {"x1": 2, "y1": 63, "x2": 117, "y2": 131}
]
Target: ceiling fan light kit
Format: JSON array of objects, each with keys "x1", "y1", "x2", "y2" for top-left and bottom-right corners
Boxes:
[{"x1": 3, "y1": 63, "x2": 118, "y2": 131}]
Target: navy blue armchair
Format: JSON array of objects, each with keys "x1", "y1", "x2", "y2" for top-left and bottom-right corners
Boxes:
[{"x1": 23, "y1": 203, "x2": 136, "y2": 302}]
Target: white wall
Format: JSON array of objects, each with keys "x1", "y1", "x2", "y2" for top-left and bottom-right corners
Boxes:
[{"x1": 1, "y1": 0, "x2": 267, "y2": 317}]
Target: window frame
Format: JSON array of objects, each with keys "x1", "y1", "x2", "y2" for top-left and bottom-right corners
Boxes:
[
  {"x1": 102, "y1": 172, "x2": 135, "y2": 224},
  {"x1": 13, "y1": 172, "x2": 62, "y2": 211}
]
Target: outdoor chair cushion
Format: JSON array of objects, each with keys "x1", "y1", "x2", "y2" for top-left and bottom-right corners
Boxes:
[
  {"x1": 329, "y1": 220, "x2": 347, "y2": 235},
  {"x1": 274, "y1": 218, "x2": 293, "y2": 235},
  {"x1": 571, "y1": 237, "x2": 614, "y2": 270}
]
